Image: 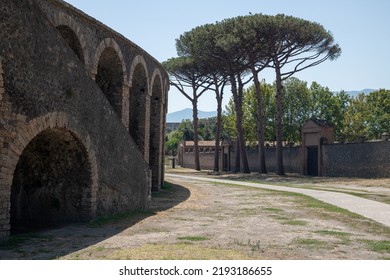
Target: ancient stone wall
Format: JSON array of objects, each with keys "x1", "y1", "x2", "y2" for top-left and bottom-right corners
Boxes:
[
  {"x1": 0, "y1": 0, "x2": 168, "y2": 239},
  {"x1": 322, "y1": 141, "x2": 390, "y2": 178},
  {"x1": 182, "y1": 141, "x2": 390, "y2": 178}
]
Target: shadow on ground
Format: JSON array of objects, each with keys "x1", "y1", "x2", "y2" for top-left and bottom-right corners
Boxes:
[{"x1": 0, "y1": 182, "x2": 190, "y2": 260}]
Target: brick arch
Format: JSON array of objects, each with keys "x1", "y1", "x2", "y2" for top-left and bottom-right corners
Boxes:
[
  {"x1": 91, "y1": 38, "x2": 127, "y2": 82},
  {"x1": 92, "y1": 38, "x2": 127, "y2": 122},
  {"x1": 163, "y1": 77, "x2": 170, "y2": 104},
  {"x1": 128, "y1": 55, "x2": 150, "y2": 159},
  {"x1": 0, "y1": 112, "x2": 98, "y2": 236},
  {"x1": 150, "y1": 68, "x2": 163, "y2": 98},
  {"x1": 128, "y1": 55, "x2": 149, "y2": 89},
  {"x1": 51, "y1": 12, "x2": 89, "y2": 67},
  {"x1": 149, "y1": 68, "x2": 164, "y2": 191}
]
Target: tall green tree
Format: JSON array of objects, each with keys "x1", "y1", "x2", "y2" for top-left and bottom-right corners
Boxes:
[
  {"x1": 365, "y1": 89, "x2": 390, "y2": 139},
  {"x1": 209, "y1": 69, "x2": 228, "y2": 172},
  {"x1": 217, "y1": 15, "x2": 273, "y2": 173},
  {"x1": 310, "y1": 82, "x2": 350, "y2": 141},
  {"x1": 265, "y1": 14, "x2": 341, "y2": 175},
  {"x1": 224, "y1": 81, "x2": 275, "y2": 144},
  {"x1": 177, "y1": 22, "x2": 252, "y2": 173},
  {"x1": 163, "y1": 57, "x2": 212, "y2": 171},
  {"x1": 342, "y1": 93, "x2": 368, "y2": 142},
  {"x1": 282, "y1": 78, "x2": 312, "y2": 143}
]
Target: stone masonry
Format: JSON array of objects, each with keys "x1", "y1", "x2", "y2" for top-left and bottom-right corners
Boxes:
[{"x1": 0, "y1": 0, "x2": 168, "y2": 239}]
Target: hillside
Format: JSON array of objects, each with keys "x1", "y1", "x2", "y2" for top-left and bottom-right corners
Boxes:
[
  {"x1": 167, "y1": 108, "x2": 217, "y2": 122},
  {"x1": 344, "y1": 89, "x2": 376, "y2": 96}
]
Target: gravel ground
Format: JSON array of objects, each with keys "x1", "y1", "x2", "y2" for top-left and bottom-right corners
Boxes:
[{"x1": 1, "y1": 170, "x2": 389, "y2": 260}]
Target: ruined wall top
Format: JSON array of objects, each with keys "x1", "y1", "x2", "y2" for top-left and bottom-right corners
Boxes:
[{"x1": 43, "y1": 0, "x2": 167, "y2": 73}]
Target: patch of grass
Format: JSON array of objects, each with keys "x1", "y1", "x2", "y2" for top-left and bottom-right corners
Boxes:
[
  {"x1": 361, "y1": 240, "x2": 390, "y2": 253},
  {"x1": 177, "y1": 236, "x2": 209, "y2": 242},
  {"x1": 173, "y1": 217, "x2": 194, "y2": 221},
  {"x1": 162, "y1": 181, "x2": 173, "y2": 190},
  {"x1": 95, "y1": 246, "x2": 106, "y2": 252},
  {"x1": 315, "y1": 230, "x2": 352, "y2": 245},
  {"x1": 0, "y1": 237, "x2": 22, "y2": 250},
  {"x1": 239, "y1": 208, "x2": 258, "y2": 215},
  {"x1": 272, "y1": 216, "x2": 289, "y2": 221},
  {"x1": 0, "y1": 233, "x2": 53, "y2": 250},
  {"x1": 282, "y1": 220, "x2": 307, "y2": 226},
  {"x1": 95, "y1": 243, "x2": 253, "y2": 260},
  {"x1": 294, "y1": 238, "x2": 328, "y2": 248},
  {"x1": 302, "y1": 199, "x2": 359, "y2": 216},
  {"x1": 315, "y1": 230, "x2": 352, "y2": 237},
  {"x1": 263, "y1": 207, "x2": 284, "y2": 213},
  {"x1": 247, "y1": 239, "x2": 263, "y2": 254},
  {"x1": 88, "y1": 210, "x2": 155, "y2": 227},
  {"x1": 230, "y1": 239, "x2": 264, "y2": 255}
]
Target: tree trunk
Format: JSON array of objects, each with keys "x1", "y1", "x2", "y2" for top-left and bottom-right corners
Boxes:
[
  {"x1": 237, "y1": 76, "x2": 250, "y2": 173},
  {"x1": 192, "y1": 96, "x2": 201, "y2": 171},
  {"x1": 230, "y1": 75, "x2": 241, "y2": 173},
  {"x1": 251, "y1": 66, "x2": 267, "y2": 174},
  {"x1": 213, "y1": 82, "x2": 223, "y2": 172},
  {"x1": 234, "y1": 135, "x2": 240, "y2": 173},
  {"x1": 275, "y1": 61, "x2": 285, "y2": 175}
]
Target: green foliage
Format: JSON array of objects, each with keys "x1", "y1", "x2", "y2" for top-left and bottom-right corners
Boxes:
[
  {"x1": 223, "y1": 81, "x2": 275, "y2": 145},
  {"x1": 165, "y1": 118, "x2": 218, "y2": 155},
  {"x1": 222, "y1": 79, "x2": 390, "y2": 144},
  {"x1": 341, "y1": 89, "x2": 390, "y2": 141},
  {"x1": 165, "y1": 130, "x2": 183, "y2": 156},
  {"x1": 177, "y1": 236, "x2": 209, "y2": 242},
  {"x1": 341, "y1": 93, "x2": 368, "y2": 142},
  {"x1": 310, "y1": 82, "x2": 349, "y2": 141},
  {"x1": 365, "y1": 89, "x2": 390, "y2": 139},
  {"x1": 223, "y1": 78, "x2": 355, "y2": 144},
  {"x1": 282, "y1": 78, "x2": 312, "y2": 143},
  {"x1": 361, "y1": 239, "x2": 390, "y2": 253}
]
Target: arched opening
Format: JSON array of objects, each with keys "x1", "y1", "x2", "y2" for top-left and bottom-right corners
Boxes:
[
  {"x1": 149, "y1": 74, "x2": 163, "y2": 191},
  {"x1": 56, "y1": 25, "x2": 84, "y2": 63},
  {"x1": 10, "y1": 128, "x2": 92, "y2": 233},
  {"x1": 95, "y1": 47, "x2": 124, "y2": 118},
  {"x1": 129, "y1": 63, "x2": 148, "y2": 155}
]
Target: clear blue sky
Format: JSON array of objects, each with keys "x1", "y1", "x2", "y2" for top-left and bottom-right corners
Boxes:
[{"x1": 64, "y1": 0, "x2": 390, "y2": 113}]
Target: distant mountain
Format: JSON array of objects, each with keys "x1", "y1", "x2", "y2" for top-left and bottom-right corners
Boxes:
[
  {"x1": 344, "y1": 89, "x2": 376, "y2": 96},
  {"x1": 167, "y1": 108, "x2": 217, "y2": 123}
]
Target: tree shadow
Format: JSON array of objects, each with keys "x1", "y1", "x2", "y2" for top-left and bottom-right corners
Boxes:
[{"x1": 0, "y1": 181, "x2": 190, "y2": 260}]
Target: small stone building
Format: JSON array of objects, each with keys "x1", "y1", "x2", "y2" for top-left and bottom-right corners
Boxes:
[
  {"x1": 301, "y1": 119, "x2": 334, "y2": 176},
  {"x1": 178, "y1": 141, "x2": 220, "y2": 169}
]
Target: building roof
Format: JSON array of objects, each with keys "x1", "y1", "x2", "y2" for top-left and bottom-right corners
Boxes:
[
  {"x1": 305, "y1": 118, "x2": 333, "y2": 128},
  {"x1": 181, "y1": 140, "x2": 219, "y2": 147}
]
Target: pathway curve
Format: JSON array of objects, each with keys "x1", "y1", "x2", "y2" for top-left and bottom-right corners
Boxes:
[{"x1": 166, "y1": 173, "x2": 390, "y2": 228}]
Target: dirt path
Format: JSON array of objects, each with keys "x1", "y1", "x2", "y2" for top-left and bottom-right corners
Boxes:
[
  {"x1": 166, "y1": 173, "x2": 390, "y2": 227},
  {"x1": 1, "y1": 172, "x2": 389, "y2": 259}
]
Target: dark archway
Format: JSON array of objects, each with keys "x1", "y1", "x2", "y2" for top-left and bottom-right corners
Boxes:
[
  {"x1": 56, "y1": 25, "x2": 84, "y2": 63},
  {"x1": 129, "y1": 63, "x2": 148, "y2": 156},
  {"x1": 95, "y1": 47, "x2": 124, "y2": 118},
  {"x1": 149, "y1": 73, "x2": 163, "y2": 191},
  {"x1": 10, "y1": 128, "x2": 92, "y2": 233}
]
